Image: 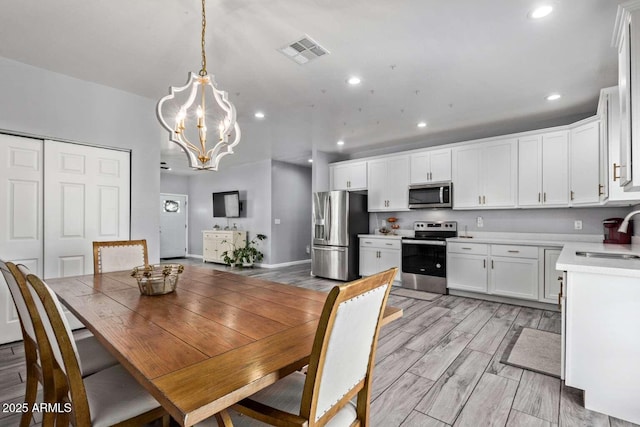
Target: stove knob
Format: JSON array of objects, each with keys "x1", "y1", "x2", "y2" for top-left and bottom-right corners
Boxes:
[{"x1": 436, "y1": 263, "x2": 441, "y2": 269}]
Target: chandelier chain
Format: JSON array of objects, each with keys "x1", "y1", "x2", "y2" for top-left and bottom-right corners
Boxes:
[{"x1": 199, "y1": 0, "x2": 207, "y2": 76}]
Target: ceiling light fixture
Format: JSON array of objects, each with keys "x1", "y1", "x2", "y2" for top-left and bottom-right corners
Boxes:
[
  {"x1": 529, "y1": 5, "x2": 553, "y2": 19},
  {"x1": 254, "y1": 112, "x2": 265, "y2": 119},
  {"x1": 308, "y1": 159, "x2": 313, "y2": 163},
  {"x1": 546, "y1": 93, "x2": 561, "y2": 101},
  {"x1": 417, "y1": 122, "x2": 427, "y2": 128},
  {"x1": 156, "y1": 0, "x2": 240, "y2": 170},
  {"x1": 347, "y1": 76, "x2": 361, "y2": 85},
  {"x1": 337, "y1": 140, "x2": 345, "y2": 146}
]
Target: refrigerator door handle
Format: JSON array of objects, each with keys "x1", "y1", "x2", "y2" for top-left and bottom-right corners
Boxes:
[
  {"x1": 326, "y1": 194, "x2": 332, "y2": 241},
  {"x1": 313, "y1": 246, "x2": 346, "y2": 252}
]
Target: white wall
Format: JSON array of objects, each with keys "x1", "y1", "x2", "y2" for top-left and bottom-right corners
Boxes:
[
  {"x1": 161, "y1": 173, "x2": 189, "y2": 195},
  {"x1": 0, "y1": 57, "x2": 163, "y2": 262},
  {"x1": 271, "y1": 161, "x2": 312, "y2": 264},
  {"x1": 188, "y1": 159, "x2": 272, "y2": 260}
]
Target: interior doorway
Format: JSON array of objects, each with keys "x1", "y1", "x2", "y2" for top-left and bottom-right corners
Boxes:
[{"x1": 160, "y1": 193, "x2": 188, "y2": 258}]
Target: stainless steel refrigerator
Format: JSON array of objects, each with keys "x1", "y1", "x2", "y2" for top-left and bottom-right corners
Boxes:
[{"x1": 311, "y1": 191, "x2": 368, "y2": 281}]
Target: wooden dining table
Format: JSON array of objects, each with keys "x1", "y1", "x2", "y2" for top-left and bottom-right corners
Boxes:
[{"x1": 46, "y1": 265, "x2": 403, "y2": 426}]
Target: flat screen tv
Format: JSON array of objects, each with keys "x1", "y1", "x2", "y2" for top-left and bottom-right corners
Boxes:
[{"x1": 212, "y1": 190, "x2": 240, "y2": 218}]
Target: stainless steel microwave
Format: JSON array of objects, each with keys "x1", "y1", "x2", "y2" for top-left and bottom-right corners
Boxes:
[{"x1": 408, "y1": 183, "x2": 452, "y2": 208}]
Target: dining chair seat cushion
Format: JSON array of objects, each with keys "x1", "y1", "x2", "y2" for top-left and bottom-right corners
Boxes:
[
  {"x1": 247, "y1": 371, "x2": 357, "y2": 427},
  {"x1": 75, "y1": 335, "x2": 118, "y2": 377},
  {"x1": 84, "y1": 364, "x2": 162, "y2": 427}
]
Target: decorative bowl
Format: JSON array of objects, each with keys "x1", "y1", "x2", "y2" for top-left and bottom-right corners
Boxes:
[
  {"x1": 131, "y1": 264, "x2": 184, "y2": 296},
  {"x1": 387, "y1": 217, "x2": 398, "y2": 223}
]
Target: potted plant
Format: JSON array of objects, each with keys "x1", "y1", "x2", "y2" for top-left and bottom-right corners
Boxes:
[{"x1": 222, "y1": 233, "x2": 267, "y2": 267}]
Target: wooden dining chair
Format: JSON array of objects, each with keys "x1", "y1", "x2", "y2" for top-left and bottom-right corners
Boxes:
[
  {"x1": 0, "y1": 261, "x2": 119, "y2": 427},
  {"x1": 24, "y1": 272, "x2": 168, "y2": 427},
  {"x1": 231, "y1": 267, "x2": 397, "y2": 427},
  {"x1": 93, "y1": 239, "x2": 148, "y2": 274}
]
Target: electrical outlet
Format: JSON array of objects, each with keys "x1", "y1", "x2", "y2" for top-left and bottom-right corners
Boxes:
[
  {"x1": 274, "y1": 218, "x2": 281, "y2": 224},
  {"x1": 476, "y1": 216, "x2": 484, "y2": 228},
  {"x1": 574, "y1": 220, "x2": 583, "y2": 230}
]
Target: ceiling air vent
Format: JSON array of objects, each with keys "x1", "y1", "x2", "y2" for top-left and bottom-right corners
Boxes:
[{"x1": 279, "y1": 36, "x2": 329, "y2": 64}]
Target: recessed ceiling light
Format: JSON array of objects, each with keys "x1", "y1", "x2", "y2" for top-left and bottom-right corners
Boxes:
[
  {"x1": 254, "y1": 111, "x2": 265, "y2": 119},
  {"x1": 347, "y1": 76, "x2": 361, "y2": 85},
  {"x1": 529, "y1": 5, "x2": 553, "y2": 19},
  {"x1": 417, "y1": 122, "x2": 427, "y2": 128},
  {"x1": 308, "y1": 158, "x2": 313, "y2": 163},
  {"x1": 337, "y1": 140, "x2": 345, "y2": 146},
  {"x1": 546, "y1": 93, "x2": 561, "y2": 101}
]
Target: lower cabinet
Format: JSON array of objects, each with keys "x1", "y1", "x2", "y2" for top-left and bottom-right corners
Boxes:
[
  {"x1": 448, "y1": 242, "x2": 545, "y2": 302},
  {"x1": 203, "y1": 230, "x2": 246, "y2": 264},
  {"x1": 359, "y1": 237, "x2": 401, "y2": 282},
  {"x1": 541, "y1": 248, "x2": 563, "y2": 304}
]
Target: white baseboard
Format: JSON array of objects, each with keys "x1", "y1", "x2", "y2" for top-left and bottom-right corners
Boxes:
[
  {"x1": 257, "y1": 259, "x2": 311, "y2": 269},
  {"x1": 187, "y1": 254, "x2": 203, "y2": 259}
]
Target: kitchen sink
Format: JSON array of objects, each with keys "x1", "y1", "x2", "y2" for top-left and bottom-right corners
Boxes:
[{"x1": 575, "y1": 251, "x2": 640, "y2": 260}]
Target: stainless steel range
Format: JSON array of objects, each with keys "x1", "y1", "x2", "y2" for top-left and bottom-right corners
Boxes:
[{"x1": 401, "y1": 221, "x2": 457, "y2": 294}]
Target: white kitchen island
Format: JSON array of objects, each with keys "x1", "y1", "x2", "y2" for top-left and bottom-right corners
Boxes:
[{"x1": 557, "y1": 243, "x2": 640, "y2": 425}]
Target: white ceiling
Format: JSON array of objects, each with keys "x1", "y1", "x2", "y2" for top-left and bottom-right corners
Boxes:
[{"x1": 0, "y1": 0, "x2": 621, "y2": 174}]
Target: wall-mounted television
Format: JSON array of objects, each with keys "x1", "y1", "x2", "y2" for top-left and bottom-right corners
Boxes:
[{"x1": 212, "y1": 190, "x2": 241, "y2": 218}]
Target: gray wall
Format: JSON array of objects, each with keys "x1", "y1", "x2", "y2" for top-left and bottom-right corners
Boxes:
[
  {"x1": 271, "y1": 161, "x2": 312, "y2": 264},
  {"x1": 188, "y1": 159, "x2": 272, "y2": 261},
  {"x1": 161, "y1": 173, "x2": 189, "y2": 195},
  {"x1": 0, "y1": 57, "x2": 163, "y2": 262},
  {"x1": 371, "y1": 206, "x2": 633, "y2": 236}
]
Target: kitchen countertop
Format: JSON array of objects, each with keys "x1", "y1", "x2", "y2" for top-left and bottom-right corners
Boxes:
[
  {"x1": 358, "y1": 234, "x2": 403, "y2": 239},
  {"x1": 557, "y1": 242, "x2": 640, "y2": 277},
  {"x1": 447, "y1": 232, "x2": 602, "y2": 247}
]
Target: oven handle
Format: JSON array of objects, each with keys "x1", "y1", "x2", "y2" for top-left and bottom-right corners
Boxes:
[{"x1": 401, "y1": 240, "x2": 447, "y2": 246}]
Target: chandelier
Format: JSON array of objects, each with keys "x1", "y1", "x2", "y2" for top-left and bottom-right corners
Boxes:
[{"x1": 156, "y1": 0, "x2": 240, "y2": 170}]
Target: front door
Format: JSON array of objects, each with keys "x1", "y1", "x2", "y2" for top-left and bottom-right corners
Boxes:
[{"x1": 160, "y1": 194, "x2": 188, "y2": 258}]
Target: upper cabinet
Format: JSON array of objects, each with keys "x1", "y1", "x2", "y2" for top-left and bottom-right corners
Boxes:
[
  {"x1": 329, "y1": 161, "x2": 367, "y2": 191},
  {"x1": 518, "y1": 131, "x2": 569, "y2": 207},
  {"x1": 569, "y1": 120, "x2": 602, "y2": 206},
  {"x1": 614, "y1": 2, "x2": 640, "y2": 190},
  {"x1": 452, "y1": 139, "x2": 517, "y2": 209},
  {"x1": 409, "y1": 148, "x2": 451, "y2": 184},
  {"x1": 368, "y1": 155, "x2": 410, "y2": 211}
]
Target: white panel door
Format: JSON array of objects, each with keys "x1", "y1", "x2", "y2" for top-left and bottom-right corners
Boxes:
[
  {"x1": 160, "y1": 194, "x2": 187, "y2": 258},
  {"x1": 570, "y1": 121, "x2": 601, "y2": 205},
  {"x1": 452, "y1": 146, "x2": 482, "y2": 208},
  {"x1": 430, "y1": 148, "x2": 452, "y2": 182},
  {"x1": 44, "y1": 140, "x2": 130, "y2": 279},
  {"x1": 483, "y1": 139, "x2": 517, "y2": 208},
  {"x1": 0, "y1": 134, "x2": 43, "y2": 343}
]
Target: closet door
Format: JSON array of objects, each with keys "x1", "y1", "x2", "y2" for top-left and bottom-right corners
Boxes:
[
  {"x1": 0, "y1": 134, "x2": 43, "y2": 343},
  {"x1": 44, "y1": 140, "x2": 130, "y2": 279}
]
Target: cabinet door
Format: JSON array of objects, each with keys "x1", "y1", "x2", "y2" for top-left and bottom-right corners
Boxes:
[
  {"x1": 518, "y1": 135, "x2": 543, "y2": 207},
  {"x1": 430, "y1": 149, "x2": 452, "y2": 182},
  {"x1": 410, "y1": 152, "x2": 430, "y2": 184},
  {"x1": 618, "y1": 20, "x2": 632, "y2": 187},
  {"x1": 542, "y1": 131, "x2": 570, "y2": 206},
  {"x1": 482, "y1": 139, "x2": 517, "y2": 207},
  {"x1": 447, "y1": 253, "x2": 487, "y2": 292},
  {"x1": 570, "y1": 121, "x2": 601, "y2": 205},
  {"x1": 348, "y1": 162, "x2": 367, "y2": 190},
  {"x1": 359, "y1": 246, "x2": 379, "y2": 277},
  {"x1": 367, "y1": 160, "x2": 387, "y2": 210},
  {"x1": 378, "y1": 248, "x2": 401, "y2": 282},
  {"x1": 543, "y1": 249, "x2": 563, "y2": 303},
  {"x1": 386, "y1": 156, "x2": 410, "y2": 210},
  {"x1": 452, "y1": 146, "x2": 482, "y2": 208},
  {"x1": 490, "y1": 256, "x2": 539, "y2": 300},
  {"x1": 330, "y1": 165, "x2": 349, "y2": 190}
]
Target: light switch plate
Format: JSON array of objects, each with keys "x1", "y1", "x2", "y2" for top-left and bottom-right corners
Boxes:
[
  {"x1": 574, "y1": 220, "x2": 582, "y2": 230},
  {"x1": 476, "y1": 216, "x2": 483, "y2": 228},
  {"x1": 274, "y1": 218, "x2": 281, "y2": 224}
]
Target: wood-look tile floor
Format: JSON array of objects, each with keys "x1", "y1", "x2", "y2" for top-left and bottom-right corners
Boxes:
[{"x1": 1, "y1": 259, "x2": 637, "y2": 427}]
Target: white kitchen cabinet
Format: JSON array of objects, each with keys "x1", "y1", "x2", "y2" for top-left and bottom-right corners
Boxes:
[
  {"x1": 447, "y1": 243, "x2": 488, "y2": 292},
  {"x1": 489, "y1": 245, "x2": 539, "y2": 301},
  {"x1": 368, "y1": 155, "x2": 410, "y2": 211},
  {"x1": 599, "y1": 86, "x2": 640, "y2": 204},
  {"x1": 409, "y1": 148, "x2": 451, "y2": 184},
  {"x1": 570, "y1": 119, "x2": 602, "y2": 205},
  {"x1": 518, "y1": 131, "x2": 569, "y2": 207},
  {"x1": 330, "y1": 161, "x2": 367, "y2": 191},
  {"x1": 359, "y1": 237, "x2": 401, "y2": 282},
  {"x1": 452, "y1": 138, "x2": 517, "y2": 209},
  {"x1": 540, "y1": 248, "x2": 563, "y2": 305},
  {"x1": 203, "y1": 230, "x2": 246, "y2": 264}
]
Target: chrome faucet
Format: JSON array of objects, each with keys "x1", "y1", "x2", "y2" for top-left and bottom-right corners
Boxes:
[{"x1": 618, "y1": 210, "x2": 640, "y2": 233}]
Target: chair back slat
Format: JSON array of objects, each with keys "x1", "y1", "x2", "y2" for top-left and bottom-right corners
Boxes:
[
  {"x1": 302, "y1": 268, "x2": 396, "y2": 425},
  {"x1": 93, "y1": 239, "x2": 148, "y2": 274}
]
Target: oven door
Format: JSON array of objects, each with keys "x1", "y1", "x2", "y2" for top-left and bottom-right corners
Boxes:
[{"x1": 401, "y1": 240, "x2": 447, "y2": 278}]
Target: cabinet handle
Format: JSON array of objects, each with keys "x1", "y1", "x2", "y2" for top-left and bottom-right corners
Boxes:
[
  {"x1": 478, "y1": 195, "x2": 482, "y2": 204},
  {"x1": 461, "y1": 247, "x2": 472, "y2": 250},
  {"x1": 558, "y1": 276, "x2": 564, "y2": 310},
  {"x1": 507, "y1": 250, "x2": 520, "y2": 253},
  {"x1": 430, "y1": 172, "x2": 433, "y2": 180},
  {"x1": 598, "y1": 184, "x2": 604, "y2": 196},
  {"x1": 543, "y1": 192, "x2": 547, "y2": 202},
  {"x1": 483, "y1": 259, "x2": 486, "y2": 268},
  {"x1": 385, "y1": 243, "x2": 393, "y2": 246},
  {"x1": 538, "y1": 192, "x2": 541, "y2": 202},
  {"x1": 491, "y1": 260, "x2": 494, "y2": 269},
  {"x1": 613, "y1": 163, "x2": 621, "y2": 181},
  {"x1": 482, "y1": 195, "x2": 486, "y2": 204},
  {"x1": 347, "y1": 180, "x2": 350, "y2": 188},
  {"x1": 570, "y1": 191, "x2": 574, "y2": 201}
]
